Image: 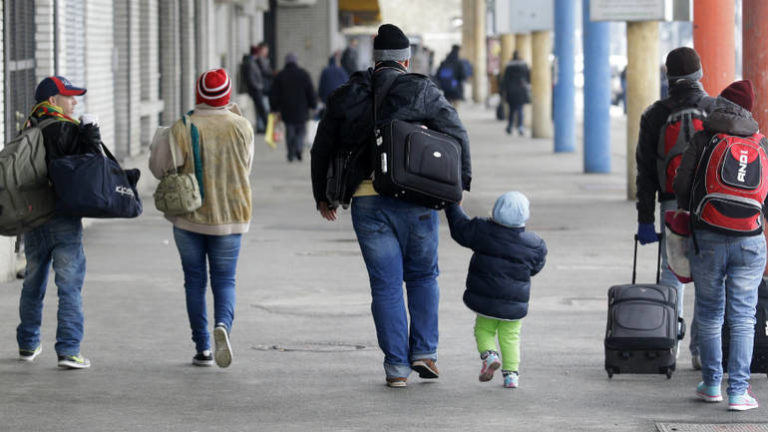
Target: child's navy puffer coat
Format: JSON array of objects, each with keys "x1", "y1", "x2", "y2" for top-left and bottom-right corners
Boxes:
[{"x1": 445, "y1": 204, "x2": 547, "y2": 320}]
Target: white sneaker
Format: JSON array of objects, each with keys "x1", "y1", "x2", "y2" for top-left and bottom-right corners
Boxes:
[
  {"x1": 19, "y1": 346, "x2": 41, "y2": 362},
  {"x1": 213, "y1": 324, "x2": 232, "y2": 368}
]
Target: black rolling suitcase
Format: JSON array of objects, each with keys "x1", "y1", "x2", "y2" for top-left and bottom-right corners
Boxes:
[
  {"x1": 722, "y1": 278, "x2": 768, "y2": 378},
  {"x1": 605, "y1": 235, "x2": 685, "y2": 379}
]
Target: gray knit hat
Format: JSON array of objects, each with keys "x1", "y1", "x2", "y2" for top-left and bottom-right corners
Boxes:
[{"x1": 373, "y1": 24, "x2": 411, "y2": 62}]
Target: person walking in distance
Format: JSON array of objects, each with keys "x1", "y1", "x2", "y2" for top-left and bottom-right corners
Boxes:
[
  {"x1": 636, "y1": 47, "x2": 716, "y2": 369},
  {"x1": 17, "y1": 76, "x2": 103, "y2": 369},
  {"x1": 674, "y1": 80, "x2": 767, "y2": 411},
  {"x1": 241, "y1": 45, "x2": 268, "y2": 133},
  {"x1": 310, "y1": 24, "x2": 472, "y2": 388},
  {"x1": 149, "y1": 69, "x2": 254, "y2": 368},
  {"x1": 500, "y1": 51, "x2": 530, "y2": 136},
  {"x1": 270, "y1": 53, "x2": 317, "y2": 162}
]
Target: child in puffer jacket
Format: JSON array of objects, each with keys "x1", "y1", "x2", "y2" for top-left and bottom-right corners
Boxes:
[{"x1": 445, "y1": 191, "x2": 547, "y2": 388}]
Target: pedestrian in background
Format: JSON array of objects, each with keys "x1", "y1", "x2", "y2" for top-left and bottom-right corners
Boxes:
[
  {"x1": 310, "y1": 23, "x2": 472, "y2": 388},
  {"x1": 149, "y1": 69, "x2": 254, "y2": 369},
  {"x1": 270, "y1": 53, "x2": 317, "y2": 162},
  {"x1": 674, "y1": 80, "x2": 766, "y2": 411},
  {"x1": 17, "y1": 76, "x2": 101, "y2": 369},
  {"x1": 255, "y1": 42, "x2": 274, "y2": 98},
  {"x1": 241, "y1": 45, "x2": 268, "y2": 133},
  {"x1": 436, "y1": 45, "x2": 467, "y2": 107},
  {"x1": 341, "y1": 38, "x2": 359, "y2": 76},
  {"x1": 501, "y1": 51, "x2": 530, "y2": 136},
  {"x1": 445, "y1": 192, "x2": 547, "y2": 388},
  {"x1": 318, "y1": 52, "x2": 348, "y2": 106},
  {"x1": 636, "y1": 47, "x2": 716, "y2": 369}
]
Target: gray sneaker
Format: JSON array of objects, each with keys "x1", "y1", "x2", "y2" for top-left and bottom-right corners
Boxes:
[
  {"x1": 19, "y1": 346, "x2": 41, "y2": 362},
  {"x1": 57, "y1": 354, "x2": 90, "y2": 369},
  {"x1": 213, "y1": 324, "x2": 232, "y2": 368}
]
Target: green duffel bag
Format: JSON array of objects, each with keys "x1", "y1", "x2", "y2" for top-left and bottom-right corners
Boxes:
[{"x1": 153, "y1": 121, "x2": 203, "y2": 215}]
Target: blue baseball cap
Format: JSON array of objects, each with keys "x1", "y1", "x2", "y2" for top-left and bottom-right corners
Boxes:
[{"x1": 34, "y1": 76, "x2": 87, "y2": 102}]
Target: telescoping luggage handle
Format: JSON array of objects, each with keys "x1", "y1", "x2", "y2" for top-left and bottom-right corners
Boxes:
[{"x1": 632, "y1": 233, "x2": 663, "y2": 285}]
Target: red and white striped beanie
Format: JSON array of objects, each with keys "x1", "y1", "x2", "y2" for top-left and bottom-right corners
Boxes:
[{"x1": 196, "y1": 69, "x2": 231, "y2": 107}]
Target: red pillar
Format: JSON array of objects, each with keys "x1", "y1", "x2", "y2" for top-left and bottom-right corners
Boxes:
[
  {"x1": 744, "y1": 0, "x2": 768, "y2": 132},
  {"x1": 693, "y1": 0, "x2": 735, "y2": 96}
]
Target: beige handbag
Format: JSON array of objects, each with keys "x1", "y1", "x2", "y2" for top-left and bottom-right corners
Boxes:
[{"x1": 153, "y1": 120, "x2": 203, "y2": 215}]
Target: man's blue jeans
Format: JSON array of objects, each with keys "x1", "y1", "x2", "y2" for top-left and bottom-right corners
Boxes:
[
  {"x1": 351, "y1": 196, "x2": 440, "y2": 379},
  {"x1": 689, "y1": 230, "x2": 765, "y2": 396},
  {"x1": 173, "y1": 227, "x2": 242, "y2": 353},
  {"x1": 17, "y1": 217, "x2": 86, "y2": 356}
]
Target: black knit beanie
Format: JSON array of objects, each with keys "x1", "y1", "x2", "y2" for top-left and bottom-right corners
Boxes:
[
  {"x1": 373, "y1": 24, "x2": 410, "y2": 62},
  {"x1": 665, "y1": 47, "x2": 702, "y2": 81}
]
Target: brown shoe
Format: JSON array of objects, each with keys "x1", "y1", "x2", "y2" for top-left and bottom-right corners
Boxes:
[
  {"x1": 412, "y1": 359, "x2": 440, "y2": 379},
  {"x1": 386, "y1": 377, "x2": 407, "y2": 388}
]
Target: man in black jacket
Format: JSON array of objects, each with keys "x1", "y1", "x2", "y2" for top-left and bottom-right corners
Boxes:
[
  {"x1": 310, "y1": 24, "x2": 471, "y2": 388},
  {"x1": 635, "y1": 47, "x2": 715, "y2": 368},
  {"x1": 241, "y1": 46, "x2": 267, "y2": 133},
  {"x1": 17, "y1": 76, "x2": 102, "y2": 370},
  {"x1": 270, "y1": 53, "x2": 317, "y2": 162}
]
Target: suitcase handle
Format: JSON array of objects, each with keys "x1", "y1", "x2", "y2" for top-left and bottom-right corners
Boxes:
[{"x1": 632, "y1": 233, "x2": 663, "y2": 285}]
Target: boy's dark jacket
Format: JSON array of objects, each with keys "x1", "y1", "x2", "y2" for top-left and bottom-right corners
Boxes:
[{"x1": 445, "y1": 204, "x2": 547, "y2": 320}]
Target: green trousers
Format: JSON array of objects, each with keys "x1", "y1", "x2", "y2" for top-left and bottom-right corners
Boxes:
[{"x1": 474, "y1": 315, "x2": 522, "y2": 372}]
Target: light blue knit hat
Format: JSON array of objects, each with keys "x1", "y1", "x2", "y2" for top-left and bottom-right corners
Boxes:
[{"x1": 491, "y1": 191, "x2": 530, "y2": 228}]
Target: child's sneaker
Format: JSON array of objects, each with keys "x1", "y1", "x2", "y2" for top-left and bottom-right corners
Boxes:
[
  {"x1": 503, "y1": 371, "x2": 519, "y2": 388},
  {"x1": 19, "y1": 346, "x2": 42, "y2": 362},
  {"x1": 213, "y1": 324, "x2": 232, "y2": 368},
  {"x1": 479, "y1": 351, "x2": 501, "y2": 382},
  {"x1": 729, "y1": 388, "x2": 759, "y2": 411},
  {"x1": 696, "y1": 381, "x2": 723, "y2": 402},
  {"x1": 57, "y1": 354, "x2": 90, "y2": 369}
]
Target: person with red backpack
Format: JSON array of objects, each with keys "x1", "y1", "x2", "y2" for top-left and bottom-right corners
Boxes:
[
  {"x1": 674, "y1": 80, "x2": 767, "y2": 411},
  {"x1": 635, "y1": 47, "x2": 716, "y2": 367}
]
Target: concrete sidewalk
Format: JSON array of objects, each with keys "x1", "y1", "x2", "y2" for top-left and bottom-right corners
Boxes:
[{"x1": 0, "y1": 105, "x2": 765, "y2": 431}]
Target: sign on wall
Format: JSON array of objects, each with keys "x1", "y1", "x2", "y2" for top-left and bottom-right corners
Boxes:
[
  {"x1": 590, "y1": 0, "x2": 692, "y2": 22},
  {"x1": 495, "y1": 0, "x2": 554, "y2": 34}
]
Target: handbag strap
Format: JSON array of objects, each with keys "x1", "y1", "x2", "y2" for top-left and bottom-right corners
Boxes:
[
  {"x1": 182, "y1": 112, "x2": 205, "y2": 200},
  {"x1": 168, "y1": 125, "x2": 180, "y2": 175}
]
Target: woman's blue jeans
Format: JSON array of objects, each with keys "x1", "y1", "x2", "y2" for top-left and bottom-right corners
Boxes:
[
  {"x1": 351, "y1": 196, "x2": 440, "y2": 379},
  {"x1": 689, "y1": 230, "x2": 765, "y2": 396},
  {"x1": 173, "y1": 227, "x2": 242, "y2": 353}
]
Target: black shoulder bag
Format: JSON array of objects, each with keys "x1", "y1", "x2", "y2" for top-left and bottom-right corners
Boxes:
[{"x1": 371, "y1": 72, "x2": 463, "y2": 209}]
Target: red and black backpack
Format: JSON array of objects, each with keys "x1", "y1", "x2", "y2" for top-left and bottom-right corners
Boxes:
[
  {"x1": 657, "y1": 105, "x2": 706, "y2": 195},
  {"x1": 691, "y1": 132, "x2": 768, "y2": 234}
]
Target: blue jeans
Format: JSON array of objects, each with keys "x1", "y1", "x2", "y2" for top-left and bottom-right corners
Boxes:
[
  {"x1": 660, "y1": 199, "x2": 698, "y2": 355},
  {"x1": 689, "y1": 230, "x2": 765, "y2": 396},
  {"x1": 17, "y1": 217, "x2": 86, "y2": 356},
  {"x1": 507, "y1": 103, "x2": 524, "y2": 131},
  {"x1": 173, "y1": 227, "x2": 242, "y2": 353},
  {"x1": 351, "y1": 196, "x2": 440, "y2": 379}
]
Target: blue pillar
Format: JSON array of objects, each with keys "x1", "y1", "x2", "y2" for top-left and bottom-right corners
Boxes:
[
  {"x1": 554, "y1": 0, "x2": 576, "y2": 153},
  {"x1": 582, "y1": 0, "x2": 612, "y2": 173}
]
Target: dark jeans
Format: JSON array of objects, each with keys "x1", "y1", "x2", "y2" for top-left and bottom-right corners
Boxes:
[
  {"x1": 285, "y1": 122, "x2": 306, "y2": 162},
  {"x1": 507, "y1": 103, "x2": 524, "y2": 132},
  {"x1": 249, "y1": 89, "x2": 268, "y2": 132},
  {"x1": 17, "y1": 216, "x2": 86, "y2": 356}
]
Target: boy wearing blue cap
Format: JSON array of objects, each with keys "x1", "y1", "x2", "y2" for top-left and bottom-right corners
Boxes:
[{"x1": 445, "y1": 191, "x2": 547, "y2": 388}]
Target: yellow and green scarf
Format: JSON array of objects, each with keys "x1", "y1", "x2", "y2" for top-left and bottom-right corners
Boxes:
[{"x1": 29, "y1": 101, "x2": 79, "y2": 125}]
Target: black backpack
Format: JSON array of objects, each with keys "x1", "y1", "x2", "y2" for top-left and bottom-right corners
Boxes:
[{"x1": 371, "y1": 74, "x2": 462, "y2": 209}]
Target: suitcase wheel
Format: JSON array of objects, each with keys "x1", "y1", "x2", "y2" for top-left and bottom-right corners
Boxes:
[
  {"x1": 606, "y1": 368, "x2": 614, "y2": 379},
  {"x1": 665, "y1": 368, "x2": 673, "y2": 379}
]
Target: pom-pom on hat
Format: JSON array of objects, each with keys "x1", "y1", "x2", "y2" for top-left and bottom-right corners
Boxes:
[
  {"x1": 196, "y1": 69, "x2": 231, "y2": 107},
  {"x1": 720, "y1": 79, "x2": 755, "y2": 112},
  {"x1": 373, "y1": 24, "x2": 411, "y2": 62},
  {"x1": 491, "y1": 191, "x2": 530, "y2": 228}
]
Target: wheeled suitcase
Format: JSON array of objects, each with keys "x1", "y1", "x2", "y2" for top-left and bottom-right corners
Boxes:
[
  {"x1": 722, "y1": 278, "x2": 768, "y2": 378},
  {"x1": 605, "y1": 235, "x2": 685, "y2": 379}
]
